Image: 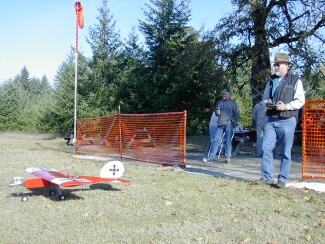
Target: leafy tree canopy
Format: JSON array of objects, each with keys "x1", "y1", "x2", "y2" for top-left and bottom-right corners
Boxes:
[{"x1": 210, "y1": 0, "x2": 325, "y2": 105}]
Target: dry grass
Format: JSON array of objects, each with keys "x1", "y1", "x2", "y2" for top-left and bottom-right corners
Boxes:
[{"x1": 1, "y1": 133, "x2": 324, "y2": 244}]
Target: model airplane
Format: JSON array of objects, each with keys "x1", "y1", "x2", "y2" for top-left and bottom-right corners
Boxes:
[{"x1": 9, "y1": 161, "x2": 129, "y2": 202}]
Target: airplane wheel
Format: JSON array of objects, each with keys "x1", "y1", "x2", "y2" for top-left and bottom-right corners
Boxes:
[
  {"x1": 21, "y1": 195, "x2": 28, "y2": 202},
  {"x1": 49, "y1": 190, "x2": 56, "y2": 196},
  {"x1": 59, "y1": 195, "x2": 66, "y2": 201}
]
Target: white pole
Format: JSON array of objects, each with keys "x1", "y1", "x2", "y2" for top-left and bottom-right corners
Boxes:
[
  {"x1": 73, "y1": 52, "x2": 78, "y2": 153},
  {"x1": 73, "y1": 2, "x2": 83, "y2": 153},
  {"x1": 73, "y1": 3, "x2": 79, "y2": 153}
]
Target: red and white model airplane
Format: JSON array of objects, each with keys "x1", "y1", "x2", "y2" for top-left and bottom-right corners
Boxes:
[{"x1": 9, "y1": 161, "x2": 129, "y2": 202}]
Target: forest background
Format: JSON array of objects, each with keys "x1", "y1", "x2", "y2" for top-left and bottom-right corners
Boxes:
[{"x1": 0, "y1": 0, "x2": 324, "y2": 136}]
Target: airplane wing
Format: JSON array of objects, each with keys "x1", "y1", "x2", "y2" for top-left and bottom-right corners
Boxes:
[{"x1": 25, "y1": 164, "x2": 128, "y2": 188}]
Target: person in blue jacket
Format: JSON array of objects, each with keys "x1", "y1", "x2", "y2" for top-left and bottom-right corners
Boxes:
[
  {"x1": 207, "y1": 110, "x2": 218, "y2": 154},
  {"x1": 203, "y1": 88, "x2": 240, "y2": 164},
  {"x1": 253, "y1": 101, "x2": 267, "y2": 157}
]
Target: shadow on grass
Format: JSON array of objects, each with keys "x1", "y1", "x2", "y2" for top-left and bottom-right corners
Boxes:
[
  {"x1": 184, "y1": 167, "x2": 248, "y2": 182},
  {"x1": 35, "y1": 142, "x2": 74, "y2": 154},
  {"x1": 9, "y1": 184, "x2": 121, "y2": 202}
]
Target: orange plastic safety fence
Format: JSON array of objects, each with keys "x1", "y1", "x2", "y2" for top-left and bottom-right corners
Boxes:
[
  {"x1": 76, "y1": 111, "x2": 187, "y2": 167},
  {"x1": 302, "y1": 100, "x2": 325, "y2": 180}
]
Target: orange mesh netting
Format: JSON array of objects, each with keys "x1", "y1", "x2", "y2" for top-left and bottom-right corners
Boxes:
[
  {"x1": 76, "y1": 111, "x2": 187, "y2": 167},
  {"x1": 302, "y1": 100, "x2": 325, "y2": 180}
]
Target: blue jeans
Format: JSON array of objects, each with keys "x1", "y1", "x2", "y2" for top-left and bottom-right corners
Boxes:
[
  {"x1": 256, "y1": 124, "x2": 265, "y2": 156},
  {"x1": 261, "y1": 117, "x2": 296, "y2": 182},
  {"x1": 208, "y1": 123, "x2": 234, "y2": 159},
  {"x1": 209, "y1": 125, "x2": 218, "y2": 145}
]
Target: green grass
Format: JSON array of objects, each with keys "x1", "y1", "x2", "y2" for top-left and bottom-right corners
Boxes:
[{"x1": 0, "y1": 133, "x2": 324, "y2": 243}]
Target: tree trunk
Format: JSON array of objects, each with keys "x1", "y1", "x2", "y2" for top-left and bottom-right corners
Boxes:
[
  {"x1": 250, "y1": 44, "x2": 270, "y2": 107},
  {"x1": 250, "y1": 4, "x2": 271, "y2": 107}
]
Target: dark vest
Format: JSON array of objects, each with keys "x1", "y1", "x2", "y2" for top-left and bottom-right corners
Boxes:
[{"x1": 266, "y1": 73, "x2": 299, "y2": 118}]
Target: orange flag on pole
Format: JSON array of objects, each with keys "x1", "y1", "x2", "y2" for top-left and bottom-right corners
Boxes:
[{"x1": 74, "y1": 2, "x2": 84, "y2": 29}]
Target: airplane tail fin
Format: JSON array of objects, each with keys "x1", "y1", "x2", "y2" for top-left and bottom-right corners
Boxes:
[{"x1": 100, "y1": 161, "x2": 125, "y2": 179}]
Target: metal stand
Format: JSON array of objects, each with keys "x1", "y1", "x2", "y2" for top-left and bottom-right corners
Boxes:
[{"x1": 217, "y1": 132, "x2": 234, "y2": 158}]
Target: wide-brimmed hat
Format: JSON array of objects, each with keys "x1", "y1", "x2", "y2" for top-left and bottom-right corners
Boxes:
[
  {"x1": 274, "y1": 53, "x2": 290, "y2": 64},
  {"x1": 221, "y1": 88, "x2": 230, "y2": 93}
]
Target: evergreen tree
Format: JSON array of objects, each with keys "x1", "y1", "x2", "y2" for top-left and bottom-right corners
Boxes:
[
  {"x1": 86, "y1": 0, "x2": 122, "y2": 115},
  {"x1": 0, "y1": 67, "x2": 54, "y2": 132},
  {"x1": 138, "y1": 0, "x2": 194, "y2": 111},
  {"x1": 138, "y1": 0, "x2": 226, "y2": 134},
  {"x1": 40, "y1": 50, "x2": 90, "y2": 133},
  {"x1": 33, "y1": 76, "x2": 54, "y2": 132},
  {"x1": 0, "y1": 81, "x2": 20, "y2": 130},
  {"x1": 114, "y1": 27, "x2": 147, "y2": 113}
]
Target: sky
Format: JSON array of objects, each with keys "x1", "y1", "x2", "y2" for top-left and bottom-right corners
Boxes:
[{"x1": 0, "y1": 0, "x2": 234, "y2": 85}]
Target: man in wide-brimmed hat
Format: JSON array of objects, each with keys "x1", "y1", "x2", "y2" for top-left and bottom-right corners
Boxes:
[{"x1": 257, "y1": 52, "x2": 305, "y2": 188}]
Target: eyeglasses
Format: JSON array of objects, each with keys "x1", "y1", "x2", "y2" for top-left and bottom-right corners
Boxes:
[{"x1": 274, "y1": 62, "x2": 288, "y2": 67}]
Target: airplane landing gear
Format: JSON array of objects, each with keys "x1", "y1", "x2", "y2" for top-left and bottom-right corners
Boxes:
[
  {"x1": 50, "y1": 189, "x2": 66, "y2": 200},
  {"x1": 59, "y1": 194, "x2": 66, "y2": 201},
  {"x1": 49, "y1": 189, "x2": 56, "y2": 196},
  {"x1": 54, "y1": 186, "x2": 66, "y2": 201}
]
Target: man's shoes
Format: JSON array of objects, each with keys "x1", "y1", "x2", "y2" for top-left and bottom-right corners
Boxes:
[
  {"x1": 256, "y1": 178, "x2": 274, "y2": 185},
  {"x1": 225, "y1": 157, "x2": 230, "y2": 164},
  {"x1": 272, "y1": 181, "x2": 286, "y2": 189},
  {"x1": 255, "y1": 154, "x2": 262, "y2": 158},
  {"x1": 203, "y1": 158, "x2": 213, "y2": 163}
]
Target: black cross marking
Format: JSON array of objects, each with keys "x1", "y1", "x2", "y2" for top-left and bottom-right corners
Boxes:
[{"x1": 109, "y1": 165, "x2": 119, "y2": 176}]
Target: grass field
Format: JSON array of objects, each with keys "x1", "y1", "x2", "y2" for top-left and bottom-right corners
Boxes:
[{"x1": 1, "y1": 133, "x2": 325, "y2": 244}]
